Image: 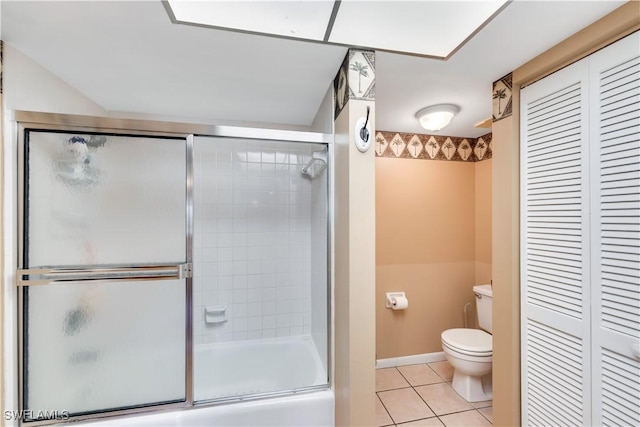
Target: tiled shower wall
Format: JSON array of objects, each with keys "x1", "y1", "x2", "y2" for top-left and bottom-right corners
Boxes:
[{"x1": 192, "y1": 137, "x2": 327, "y2": 344}]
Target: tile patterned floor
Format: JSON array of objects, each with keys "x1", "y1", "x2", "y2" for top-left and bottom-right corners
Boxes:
[{"x1": 376, "y1": 361, "x2": 493, "y2": 427}]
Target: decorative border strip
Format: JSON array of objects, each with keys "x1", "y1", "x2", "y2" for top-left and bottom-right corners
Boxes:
[
  {"x1": 334, "y1": 48, "x2": 375, "y2": 119},
  {"x1": 492, "y1": 72, "x2": 512, "y2": 122},
  {"x1": 375, "y1": 131, "x2": 492, "y2": 162}
]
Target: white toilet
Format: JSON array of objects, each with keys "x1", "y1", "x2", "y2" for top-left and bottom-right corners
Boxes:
[{"x1": 441, "y1": 284, "x2": 493, "y2": 402}]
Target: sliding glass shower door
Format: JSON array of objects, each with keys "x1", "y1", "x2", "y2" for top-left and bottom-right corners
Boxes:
[{"x1": 18, "y1": 130, "x2": 188, "y2": 421}]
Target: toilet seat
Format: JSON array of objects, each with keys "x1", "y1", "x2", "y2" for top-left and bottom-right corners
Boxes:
[{"x1": 441, "y1": 329, "x2": 492, "y2": 356}]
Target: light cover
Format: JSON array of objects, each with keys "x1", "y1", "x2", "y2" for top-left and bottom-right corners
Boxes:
[
  {"x1": 166, "y1": 1, "x2": 509, "y2": 58},
  {"x1": 416, "y1": 105, "x2": 460, "y2": 132}
]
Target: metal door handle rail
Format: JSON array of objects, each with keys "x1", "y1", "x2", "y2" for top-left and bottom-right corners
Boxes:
[{"x1": 16, "y1": 263, "x2": 192, "y2": 286}]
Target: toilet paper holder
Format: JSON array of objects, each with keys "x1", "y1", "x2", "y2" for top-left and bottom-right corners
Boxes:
[{"x1": 385, "y1": 292, "x2": 407, "y2": 309}]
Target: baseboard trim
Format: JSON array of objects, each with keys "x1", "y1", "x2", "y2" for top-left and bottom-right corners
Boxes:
[{"x1": 376, "y1": 352, "x2": 446, "y2": 368}]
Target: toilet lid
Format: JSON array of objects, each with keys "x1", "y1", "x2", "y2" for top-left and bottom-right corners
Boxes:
[{"x1": 442, "y1": 329, "x2": 492, "y2": 354}]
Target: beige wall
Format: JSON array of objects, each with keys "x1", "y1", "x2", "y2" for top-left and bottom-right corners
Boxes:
[
  {"x1": 491, "y1": 3, "x2": 640, "y2": 426},
  {"x1": 376, "y1": 157, "x2": 492, "y2": 359},
  {"x1": 491, "y1": 114, "x2": 520, "y2": 427},
  {"x1": 475, "y1": 159, "x2": 492, "y2": 284},
  {"x1": 334, "y1": 99, "x2": 376, "y2": 426}
]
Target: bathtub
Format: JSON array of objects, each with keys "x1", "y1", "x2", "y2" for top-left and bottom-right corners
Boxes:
[
  {"x1": 79, "y1": 336, "x2": 333, "y2": 427},
  {"x1": 195, "y1": 335, "x2": 328, "y2": 401}
]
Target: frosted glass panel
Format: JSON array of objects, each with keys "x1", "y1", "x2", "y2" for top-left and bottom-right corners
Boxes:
[
  {"x1": 25, "y1": 131, "x2": 186, "y2": 267},
  {"x1": 24, "y1": 280, "x2": 186, "y2": 418}
]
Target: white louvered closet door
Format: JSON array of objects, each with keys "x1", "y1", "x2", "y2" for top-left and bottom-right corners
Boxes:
[
  {"x1": 589, "y1": 32, "x2": 640, "y2": 427},
  {"x1": 521, "y1": 58, "x2": 591, "y2": 427}
]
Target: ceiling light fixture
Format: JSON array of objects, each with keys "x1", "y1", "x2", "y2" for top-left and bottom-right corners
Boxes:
[{"x1": 416, "y1": 104, "x2": 460, "y2": 132}]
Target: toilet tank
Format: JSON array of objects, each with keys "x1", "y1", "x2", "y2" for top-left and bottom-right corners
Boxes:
[{"x1": 473, "y1": 284, "x2": 493, "y2": 333}]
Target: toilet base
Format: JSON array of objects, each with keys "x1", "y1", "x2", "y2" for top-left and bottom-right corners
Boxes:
[{"x1": 452, "y1": 372, "x2": 492, "y2": 402}]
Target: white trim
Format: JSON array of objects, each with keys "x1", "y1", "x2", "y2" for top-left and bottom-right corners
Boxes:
[{"x1": 375, "y1": 352, "x2": 446, "y2": 368}]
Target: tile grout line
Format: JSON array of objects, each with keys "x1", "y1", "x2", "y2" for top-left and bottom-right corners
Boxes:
[
  {"x1": 376, "y1": 364, "x2": 492, "y2": 426},
  {"x1": 394, "y1": 365, "x2": 443, "y2": 426},
  {"x1": 376, "y1": 391, "x2": 396, "y2": 427}
]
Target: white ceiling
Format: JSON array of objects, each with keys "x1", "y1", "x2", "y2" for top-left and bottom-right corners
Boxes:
[
  {"x1": 1, "y1": 1, "x2": 626, "y2": 138},
  {"x1": 167, "y1": 0, "x2": 509, "y2": 58}
]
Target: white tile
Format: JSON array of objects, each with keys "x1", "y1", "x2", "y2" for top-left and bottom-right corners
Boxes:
[
  {"x1": 218, "y1": 262, "x2": 233, "y2": 276},
  {"x1": 218, "y1": 248, "x2": 233, "y2": 261},
  {"x1": 247, "y1": 275, "x2": 262, "y2": 289},
  {"x1": 231, "y1": 303, "x2": 247, "y2": 318},
  {"x1": 232, "y1": 246, "x2": 247, "y2": 260},
  {"x1": 276, "y1": 327, "x2": 290, "y2": 337},
  {"x1": 247, "y1": 262, "x2": 262, "y2": 275},
  {"x1": 232, "y1": 289, "x2": 248, "y2": 303},
  {"x1": 202, "y1": 247, "x2": 218, "y2": 262},
  {"x1": 262, "y1": 301, "x2": 277, "y2": 315},
  {"x1": 232, "y1": 218, "x2": 247, "y2": 232},
  {"x1": 232, "y1": 332, "x2": 248, "y2": 341},
  {"x1": 232, "y1": 275, "x2": 247, "y2": 289},
  {"x1": 218, "y1": 276, "x2": 233, "y2": 290},
  {"x1": 247, "y1": 246, "x2": 262, "y2": 260},
  {"x1": 290, "y1": 313, "x2": 304, "y2": 327},
  {"x1": 278, "y1": 300, "x2": 296, "y2": 314},
  {"x1": 262, "y1": 329, "x2": 276, "y2": 338},
  {"x1": 203, "y1": 291, "x2": 218, "y2": 306},
  {"x1": 247, "y1": 289, "x2": 262, "y2": 303},
  {"x1": 263, "y1": 288, "x2": 277, "y2": 301},
  {"x1": 218, "y1": 290, "x2": 232, "y2": 304},
  {"x1": 232, "y1": 318, "x2": 248, "y2": 332},
  {"x1": 218, "y1": 233, "x2": 233, "y2": 247},
  {"x1": 232, "y1": 261, "x2": 247, "y2": 275},
  {"x1": 262, "y1": 315, "x2": 276, "y2": 329},
  {"x1": 218, "y1": 203, "x2": 233, "y2": 218},
  {"x1": 247, "y1": 302, "x2": 262, "y2": 316},
  {"x1": 218, "y1": 190, "x2": 232, "y2": 204},
  {"x1": 203, "y1": 233, "x2": 218, "y2": 247},
  {"x1": 290, "y1": 326, "x2": 303, "y2": 335},
  {"x1": 261, "y1": 260, "x2": 276, "y2": 274},
  {"x1": 247, "y1": 331, "x2": 262, "y2": 340},
  {"x1": 248, "y1": 316, "x2": 262, "y2": 331},
  {"x1": 232, "y1": 233, "x2": 248, "y2": 246},
  {"x1": 276, "y1": 314, "x2": 291, "y2": 328},
  {"x1": 262, "y1": 275, "x2": 277, "y2": 287}
]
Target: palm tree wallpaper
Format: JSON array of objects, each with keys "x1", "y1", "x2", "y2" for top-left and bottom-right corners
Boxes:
[
  {"x1": 333, "y1": 49, "x2": 375, "y2": 119},
  {"x1": 375, "y1": 131, "x2": 492, "y2": 162},
  {"x1": 492, "y1": 72, "x2": 513, "y2": 121}
]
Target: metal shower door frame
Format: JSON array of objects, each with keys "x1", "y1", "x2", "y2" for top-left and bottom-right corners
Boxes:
[{"x1": 13, "y1": 111, "x2": 332, "y2": 426}]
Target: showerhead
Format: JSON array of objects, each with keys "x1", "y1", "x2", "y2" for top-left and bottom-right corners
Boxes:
[
  {"x1": 301, "y1": 150, "x2": 327, "y2": 179},
  {"x1": 54, "y1": 135, "x2": 101, "y2": 189}
]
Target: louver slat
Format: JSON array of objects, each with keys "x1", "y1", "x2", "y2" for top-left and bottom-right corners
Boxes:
[
  {"x1": 592, "y1": 43, "x2": 640, "y2": 427},
  {"x1": 522, "y1": 64, "x2": 589, "y2": 425},
  {"x1": 524, "y1": 81, "x2": 584, "y2": 313},
  {"x1": 525, "y1": 320, "x2": 584, "y2": 426},
  {"x1": 598, "y1": 54, "x2": 640, "y2": 340},
  {"x1": 601, "y1": 350, "x2": 640, "y2": 427}
]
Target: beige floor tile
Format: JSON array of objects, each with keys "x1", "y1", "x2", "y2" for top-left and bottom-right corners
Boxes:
[
  {"x1": 376, "y1": 367, "x2": 410, "y2": 391},
  {"x1": 414, "y1": 383, "x2": 473, "y2": 416},
  {"x1": 378, "y1": 388, "x2": 436, "y2": 424},
  {"x1": 398, "y1": 364, "x2": 443, "y2": 386},
  {"x1": 376, "y1": 394, "x2": 394, "y2": 427},
  {"x1": 428, "y1": 361, "x2": 454, "y2": 382},
  {"x1": 398, "y1": 417, "x2": 445, "y2": 426},
  {"x1": 439, "y1": 410, "x2": 492, "y2": 426},
  {"x1": 479, "y1": 406, "x2": 493, "y2": 423},
  {"x1": 472, "y1": 400, "x2": 493, "y2": 409}
]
